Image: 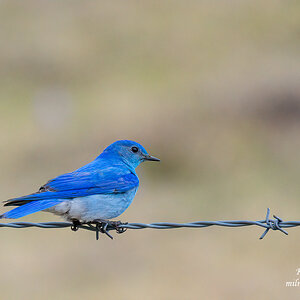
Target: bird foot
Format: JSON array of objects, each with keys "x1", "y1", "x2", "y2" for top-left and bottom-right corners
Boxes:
[
  {"x1": 92, "y1": 220, "x2": 128, "y2": 240},
  {"x1": 71, "y1": 219, "x2": 82, "y2": 232}
]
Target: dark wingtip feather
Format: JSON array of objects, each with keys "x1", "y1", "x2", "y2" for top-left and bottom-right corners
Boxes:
[
  {"x1": 3, "y1": 192, "x2": 40, "y2": 207},
  {"x1": 4, "y1": 200, "x2": 34, "y2": 207},
  {"x1": 3, "y1": 199, "x2": 12, "y2": 206}
]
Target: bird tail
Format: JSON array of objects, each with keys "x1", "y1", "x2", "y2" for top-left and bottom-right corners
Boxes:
[{"x1": 0, "y1": 199, "x2": 64, "y2": 219}]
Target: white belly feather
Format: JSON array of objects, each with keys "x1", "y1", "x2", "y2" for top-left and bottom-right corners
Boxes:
[{"x1": 45, "y1": 188, "x2": 138, "y2": 222}]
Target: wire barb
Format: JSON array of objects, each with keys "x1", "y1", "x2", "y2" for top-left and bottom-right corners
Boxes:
[
  {"x1": 259, "y1": 208, "x2": 289, "y2": 240},
  {"x1": 0, "y1": 209, "x2": 299, "y2": 240}
]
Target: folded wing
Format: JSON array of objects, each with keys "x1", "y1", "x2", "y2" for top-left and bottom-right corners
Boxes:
[{"x1": 4, "y1": 169, "x2": 139, "y2": 207}]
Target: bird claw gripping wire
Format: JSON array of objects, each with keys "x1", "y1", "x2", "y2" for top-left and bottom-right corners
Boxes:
[
  {"x1": 84, "y1": 220, "x2": 127, "y2": 240},
  {"x1": 71, "y1": 220, "x2": 81, "y2": 232},
  {"x1": 94, "y1": 221, "x2": 128, "y2": 240},
  {"x1": 259, "y1": 208, "x2": 288, "y2": 240},
  {"x1": 70, "y1": 219, "x2": 127, "y2": 240}
]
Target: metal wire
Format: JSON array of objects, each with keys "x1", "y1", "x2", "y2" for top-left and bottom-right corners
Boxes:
[{"x1": 0, "y1": 208, "x2": 299, "y2": 240}]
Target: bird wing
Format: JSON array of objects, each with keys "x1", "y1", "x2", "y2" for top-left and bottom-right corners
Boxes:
[{"x1": 4, "y1": 168, "x2": 139, "y2": 206}]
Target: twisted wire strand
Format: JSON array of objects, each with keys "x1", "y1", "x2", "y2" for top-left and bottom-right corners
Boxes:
[{"x1": 0, "y1": 209, "x2": 299, "y2": 240}]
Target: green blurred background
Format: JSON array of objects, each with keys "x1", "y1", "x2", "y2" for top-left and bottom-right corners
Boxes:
[{"x1": 0, "y1": 1, "x2": 299, "y2": 299}]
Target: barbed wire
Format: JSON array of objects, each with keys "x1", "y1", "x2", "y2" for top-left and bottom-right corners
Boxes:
[{"x1": 0, "y1": 208, "x2": 299, "y2": 240}]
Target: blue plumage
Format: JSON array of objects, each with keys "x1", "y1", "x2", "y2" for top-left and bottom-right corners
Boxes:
[
  {"x1": 1, "y1": 140, "x2": 159, "y2": 221},
  {"x1": 3, "y1": 200, "x2": 65, "y2": 219}
]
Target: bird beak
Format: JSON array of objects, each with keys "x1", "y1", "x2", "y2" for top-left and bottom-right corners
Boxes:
[{"x1": 144, "y1": 155, "x2": 160, "y2": 162}]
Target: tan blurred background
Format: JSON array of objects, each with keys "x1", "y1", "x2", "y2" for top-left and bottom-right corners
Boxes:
[{"x1": 0, "y1": 1, "x2": 300, "y2": 299}]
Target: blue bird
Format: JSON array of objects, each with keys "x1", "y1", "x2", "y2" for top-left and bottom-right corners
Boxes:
[{"x1": 1, "y1": 140, "x2": 159, "y2": 232}]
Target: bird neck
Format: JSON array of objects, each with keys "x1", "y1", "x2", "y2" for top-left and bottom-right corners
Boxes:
[{"x1": 96, "y1": 151, "x2": 138, "y2": 173}]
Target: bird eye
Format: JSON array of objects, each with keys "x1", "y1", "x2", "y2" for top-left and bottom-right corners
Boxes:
[{"x1": 131, "y1": 146, "x2": 139, "y2": 153}]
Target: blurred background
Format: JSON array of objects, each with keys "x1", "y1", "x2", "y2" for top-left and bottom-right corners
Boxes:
[{"x1": 0, "y1": 1, "x2": 299, "y2": 299}]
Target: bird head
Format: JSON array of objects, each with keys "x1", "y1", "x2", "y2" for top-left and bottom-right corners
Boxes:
[{"x1": 102, "y1": 140, "x2": 160, "y2": 169}]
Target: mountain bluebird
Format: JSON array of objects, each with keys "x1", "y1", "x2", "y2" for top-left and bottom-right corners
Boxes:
[{"x1": 1, "y1": 140, "x2": 159, "y2": 234}]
